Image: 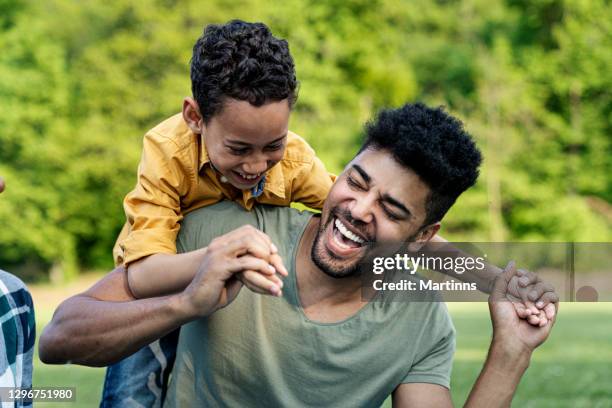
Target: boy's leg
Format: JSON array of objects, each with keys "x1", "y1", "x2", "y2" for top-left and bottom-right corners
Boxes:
[{"x1": 99, "y1": 329, "x2": 179, "y2": 408}]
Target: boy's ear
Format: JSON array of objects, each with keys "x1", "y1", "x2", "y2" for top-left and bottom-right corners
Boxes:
[{"x1": 182, "y1": 97, "x2": 204, "y2": 134}]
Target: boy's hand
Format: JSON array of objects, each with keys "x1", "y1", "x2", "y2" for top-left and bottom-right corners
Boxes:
[
  {"x1": 505, "y1": 266, "x2": 558, "y2": 327},
  {"x1": 228, "y1": 225, "x2": 289, "y2": 297}
]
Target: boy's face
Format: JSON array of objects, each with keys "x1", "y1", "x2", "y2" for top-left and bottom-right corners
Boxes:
[{"x1": 195, "y1": 98, "x2": 290, "y2": 190}]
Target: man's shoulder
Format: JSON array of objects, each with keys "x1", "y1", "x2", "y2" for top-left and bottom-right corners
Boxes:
[{"x1": 178, "y1": 202, "x2": 313, "y2": 252}]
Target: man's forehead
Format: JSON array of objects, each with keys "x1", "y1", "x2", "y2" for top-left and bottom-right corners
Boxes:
[{"x1": 347, "y1": 148, "x2": 431, "y2": 213}]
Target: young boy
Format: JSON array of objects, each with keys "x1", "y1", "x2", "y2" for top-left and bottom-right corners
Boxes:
[
  {"x1": 113, "y1": 20, "x2": 334, "y2": 300},
  {"x1": 102, "y1": 20, "x2": 334, "y2": 407}
]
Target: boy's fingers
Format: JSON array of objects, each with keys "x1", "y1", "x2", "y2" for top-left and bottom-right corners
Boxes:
[
  {"x1": 241, "y1": 270, "x2": 282, "y2": 297},
  {"x1": 229, "y1": 256, "x2": 275, "y2": 276},
  {"x1": 527, "y1": 282, "x2": 555, "y2": 302},
  {"x1": 269, "y1": 253, "x2": 288, "y2": 277}
]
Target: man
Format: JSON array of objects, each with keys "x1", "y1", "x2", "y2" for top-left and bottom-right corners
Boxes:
[
  {"x1": 39, "y1": 104, "x2": 556, "y2": 407},
  {"x1": 0, "y1": 177, "x2": 36, "y2": 408}
]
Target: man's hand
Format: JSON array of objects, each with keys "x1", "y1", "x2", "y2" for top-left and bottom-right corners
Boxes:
[
  {"x1": 464, "y1": 262, "x2": 556, "y2": 407},
  {"x1": 490, "y1": 261, "x2": 557, "y2": 354},
  {"x1": 180, "y1": 225, "x2": 288, "y2": 318}
]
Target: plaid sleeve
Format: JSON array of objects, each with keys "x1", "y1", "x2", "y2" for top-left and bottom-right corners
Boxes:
[{"x1": 0, "y1": 270, "x2": 35, "y2": 405}]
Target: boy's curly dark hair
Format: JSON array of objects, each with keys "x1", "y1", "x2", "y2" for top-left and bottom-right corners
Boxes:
[
  {"x1": 362, "y1": 103, "x2": 482, "y2": 226},
  {"x1": 191, "y1": 20, "x2": 298, "y2": 122}
]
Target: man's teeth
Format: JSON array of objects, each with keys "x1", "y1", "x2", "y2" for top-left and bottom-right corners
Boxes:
[
  {"x1": 334, "y1": 219, "x2": 365, "y2": 244},
  {"x1": 238, "y1": 172, "x2": 260, "y2": 180}
]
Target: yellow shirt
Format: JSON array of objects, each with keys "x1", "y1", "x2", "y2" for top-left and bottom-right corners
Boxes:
[{"x1": 113, "y1": 113, "x2": 335, "y2": 266}]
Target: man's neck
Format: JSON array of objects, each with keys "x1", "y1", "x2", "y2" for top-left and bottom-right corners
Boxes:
[{"x1": 294, "y1": 216, "x2": 367, "y2": 323}]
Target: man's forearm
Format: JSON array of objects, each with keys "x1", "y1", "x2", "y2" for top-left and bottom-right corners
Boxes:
[
  {"x1": 39, "y1": 268, "x2": 195, "y2": 367},
  {"x1": 128, "y1": 247, "x2": 208, "y2": 298},
  {"x1": 464, "y1": 341, "x2": 531, "y2": 408}
]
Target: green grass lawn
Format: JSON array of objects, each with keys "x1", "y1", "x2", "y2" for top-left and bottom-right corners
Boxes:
[{"x1": 31, "y1": 277, "x2": 612, "y2": 407}]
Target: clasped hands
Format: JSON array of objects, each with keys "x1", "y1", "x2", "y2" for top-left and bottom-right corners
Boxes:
[{"x1": 181, "y1": 225, "x2": 559, "y2": 330}]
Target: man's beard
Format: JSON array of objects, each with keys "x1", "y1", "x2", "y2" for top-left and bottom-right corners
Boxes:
[
  {"x1": 310, "y1": 207, "x2": 423, "y2": 279},
  {"x1": 310, "y1": 207, "x2": 372, "y2": 279}
]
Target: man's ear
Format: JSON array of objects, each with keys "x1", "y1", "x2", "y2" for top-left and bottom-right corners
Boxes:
[
  {"x1": 182, "y1": 97, "x2": 204, "y2": 134},
  {"x1": 406, "y1": 223, "x2": 441, "y2": 252},
  {"x1": 418, "y1": 222, "x2": 441, "y2": 242}
]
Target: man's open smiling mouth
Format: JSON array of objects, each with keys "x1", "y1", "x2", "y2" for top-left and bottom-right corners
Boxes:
[{"x1": 326, "y1": 215, "x2": 370, "y2": 257}]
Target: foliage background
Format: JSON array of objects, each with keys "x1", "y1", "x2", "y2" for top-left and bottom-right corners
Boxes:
[{"x1": 0, "y1": 0, "x2": 610, "y2": 281}]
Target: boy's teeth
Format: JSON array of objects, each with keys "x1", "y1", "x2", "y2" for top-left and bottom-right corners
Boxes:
[
  {"x1": 238, "y1": 172, "x2": 259, "y2": 180},
  {"x1": 334, "y1": 219, "x2": 364, "y2": 244}
]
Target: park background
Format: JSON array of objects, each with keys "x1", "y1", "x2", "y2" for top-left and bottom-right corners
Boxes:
[{"x1": 0, "y1": 0, "x2": 610, "y2": 406}]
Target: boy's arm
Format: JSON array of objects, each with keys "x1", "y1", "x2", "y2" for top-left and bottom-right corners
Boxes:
[
  {"x1": 127, "y1": 250, "x2": 207, "y2": 297},
  {"x1": 120, "y1": 131, "x2": 186, "y2": 267},
  {"x1": 120, "y1": 130, "x2": 195, "y2": 297},
  {"x1": 427, "y1": 235, "x2": 558, "y2": 323},
  {"x1": 429, "y1": 235, "x2": 501, "y2": 293},
  {"x1": 128, "y1": 233, "x2": 289, "y2": 299}
]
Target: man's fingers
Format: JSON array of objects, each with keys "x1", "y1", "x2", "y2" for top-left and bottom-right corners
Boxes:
[
  {"x1": 543, "y1": 302, "x2": 557, "y2": 320},
  {"x1": 490, "y1": 261, "x2": 518, "y2": 301},
  {"x1": 535, "y1": 291, "x2": 559, "y2": 309},
  {"x1": 512, "y1": 302, "x2": 530, "y2": 319},
  {"x1": 527, "y1": 313, "x2": 542, "y2": 326}
]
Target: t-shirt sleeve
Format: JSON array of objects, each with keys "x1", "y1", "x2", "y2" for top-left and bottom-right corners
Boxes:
[
  {"x1": 401, "y1": 316, "x2": 456, "y2": 389},
  {"x1": 119, "y1": 131, "x2": 189, "y2": 265}
]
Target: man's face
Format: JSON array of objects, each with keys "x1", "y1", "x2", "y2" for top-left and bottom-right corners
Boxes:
[
  {"x1": 312, "y1": 147, "x2": 436, "y2": 278},
  {"x1": 201, "y1": 98, "x2": 290, "y2": 190}
]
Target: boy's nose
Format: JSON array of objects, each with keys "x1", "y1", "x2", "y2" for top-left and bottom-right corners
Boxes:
[{"x1": 242, "y1": 160, "x2": 268, "y2": 175}]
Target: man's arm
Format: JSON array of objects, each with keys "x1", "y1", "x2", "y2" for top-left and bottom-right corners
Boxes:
[
  {"x1": 39, "y1": 267, "x2": 192, "y2": 366},
  {"x1": 392, "y1": 262, "x2": 556, "y2": 407},
  {"x1": 39, "y1": 225, "x2": 281, "y2": 366}
]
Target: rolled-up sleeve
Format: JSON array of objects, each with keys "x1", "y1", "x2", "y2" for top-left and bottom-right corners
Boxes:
[{"x1": 120, "y1": 131, "x2": 190, "y2": 265}]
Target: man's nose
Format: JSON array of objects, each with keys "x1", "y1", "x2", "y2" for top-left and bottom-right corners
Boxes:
[{"x1": 349, "y1": 194, "x2": 375, "y2": 224}]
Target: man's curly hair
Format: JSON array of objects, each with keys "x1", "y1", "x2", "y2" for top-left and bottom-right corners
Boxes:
[
  {"x1": 191, "y1": 20, "x2": 298, "y2": 122},
  {"x1": 362, "y1": 103, "x2": 482, "y2": 226}
]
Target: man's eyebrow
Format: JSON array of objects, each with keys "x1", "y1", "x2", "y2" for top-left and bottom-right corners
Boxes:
[
  {"x1": 351, "y1": 164, "x2": 371, "y2": 183},
  {"x1": 380, "y1": 193, "x2": 412, "y2": 218},
  {"x1": 226, "y1": 134, "x2": 287, "y2": 146}
]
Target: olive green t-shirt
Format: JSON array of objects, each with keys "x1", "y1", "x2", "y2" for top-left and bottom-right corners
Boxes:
[{"x1": 165, "y1": 201, "x2": 455, "y2": 408}]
